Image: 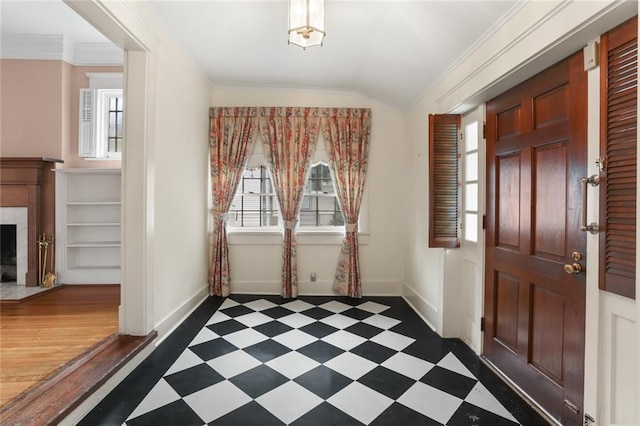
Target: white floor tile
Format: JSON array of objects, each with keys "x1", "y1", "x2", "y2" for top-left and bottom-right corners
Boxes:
[
  {"x1": 265, "y1": 351, "x2": 320, "y2": 379},
  {"x1": 243, "y1": 299, "x2": 277, "y2": 311},
  {"x1": 327, "y1": 382, "x2": 394, "y2": 424},
  {"x1": 398, "y1": 382, "x2": 462, "y2": 424},
  {"x1": 234, "y1": 311, "x2": 273, "y2": 328},
  {"x1": 272, "y1": 329, "x2": 318, "y2": 350},
  {"x1": 189, "y1": 327, "x2": 219, "y2": 346},
  {"x1": 321, "y1": 329, "x2": 367, "y2": 350},
  {"x1": 219, "y1": 299, "x2": 240, "y2": 310},
  {"x1": 277, "y1": 312, "x2": 316, "y2": 328},
  {"x1": 320, "y1": 314, "x2": 359, "y2": 329},
  {"x1": 465, "y1": 382, "x2": 518, "y2": 422},
  {"x1": 206, "y1": 350, "x2": 261, "y2": 379},
  {"x1": 183, "y1": 380, "x2": 251, "y2": 423},
  {"x1": 222, "y1": 328, "x2": 268, "y2": 349},
  {"x1": 281, "y1": 299, "x2": 315, "y2": 312},
  {"x1": 126, "y1": 379, "x2": 181, "y2": 420},
  {"x1": 370, "y1": 330, "x2": 415, "y2": 351},
  {"x1": 318, "y1": 300, "x2": 352, "y2": 313},
  {"x1": 206, "y1": 311, "x2": 231, "y2": 325},
  {"x1": 362, "y1": 314, "x2": 401, "y2": 330},
  {"x1": 355, "y1": 301, "x2": 390, "y2": 314},
  {"x1": 323, "y1": 352, "x2": 377, "y2": 380},
  {"x1": 165, "y1": 349, "x2": 205, "y2": 375},
  {"x1": 437, "y1": 352, "x2": 476, "y2": 379},
  {"x1": 381, "y1": 352, "x2": 434, "y2": 380},
  {"x1": 256, "y1": 381, "x2": 323, "y2": 424}
]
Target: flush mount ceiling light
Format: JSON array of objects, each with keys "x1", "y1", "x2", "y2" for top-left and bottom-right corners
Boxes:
[{"x1": 288, "y1": 0, "x2": 325, "y2": 49}]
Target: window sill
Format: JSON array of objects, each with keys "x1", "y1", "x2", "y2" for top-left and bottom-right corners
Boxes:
[{"x1": 227, "y1": 228, "x2": 369, "y2": 245}]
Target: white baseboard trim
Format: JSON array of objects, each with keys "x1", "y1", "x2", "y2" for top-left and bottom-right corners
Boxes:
[
  {"x1": 154, "y1": 285, "x2": 209, "y2": 346},
  {"x1": 402, "y1": 281, "x2": 439, "y2": 331},
  {"x1": 58, "y1": 343, "x2": 155, "y2": 426},
  {"x1": 231, "y1": 279, "x2": 402, "y2": 296}
]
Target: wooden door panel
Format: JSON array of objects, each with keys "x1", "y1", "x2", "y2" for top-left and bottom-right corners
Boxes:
[
  {"x1": 532, "y1": 83, "x2": 569, "y2": 129},
  {"x1": 534, "y1": 141, "x2": 568, "y2": 259},
  {"x1": 485, "y1": 52, "x2": 587, "y2": 425},
  {"x1": 530, "y1": 283, "x2": 566, "y2": 384},
  {"x1": 496, "y1": 154, "x2": 521, "y2": 249},
  {"x1": 494, "y1": 271, "x2": 519, "y2": 351}
]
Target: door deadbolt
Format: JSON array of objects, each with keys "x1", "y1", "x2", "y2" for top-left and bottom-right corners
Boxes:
[{"x1": 571, "y1": 252, "x2": 582, "y2": 261}]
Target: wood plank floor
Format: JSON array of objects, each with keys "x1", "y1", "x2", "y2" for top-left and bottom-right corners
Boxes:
[{"x1": 0, "y1": 285, "x2": 120, "y2": 407}]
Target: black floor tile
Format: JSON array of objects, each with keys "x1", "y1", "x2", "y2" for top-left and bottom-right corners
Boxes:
[
  {"x1": 291, "y1": 402, "x2": 364, "y2": 426},
  {"x1": 420, "y1": 366, "x2": 477, "y2": 399},
  {"x1": 294, "y1": 366, "x2": 352, "y2": 399},
  {"x1": 126, "y1": 400, "x2": 204, "y2": 426},
  {"x1": 350, "y1": 341, "x2": 396, "y2": 363},
  {"x1": 297, "y1": 340, "x2": 345, "y2": 363},
  {"x1": 253, "y1": 320, "x2": 293, "y2": 338},
  {"x1": 300, "y1": 307, "x2": 335, "y2": 320},
  {"x1": 370, "y1": 402, "x2": 441, "y2": 426},
  {"x1": 344, "y1": 322, "x2": 384, "y2": 339},
  {"x1": 190, "y1": 338, "x2": 238, "y2": 361},
  {"x1": 357, "y1": 366, "x2": 416, "y2": 399},
  {"x1": 209, "y1": 401, "x2": 284, "y2": 426},
  {"x1": 164, "y1": 364, "x2": 225, "y2": 397},
  {"x1": 207, "y1": 319, "x2": 247, "y2": 336},
  {"x1": 220, "y1": 305, "x2": 256, "y2": 317},
  {"x1": 447, "y1": 401, "x2": 520, "y2": 426},
  {"x1": 299, "y1": 321, "x2": 339, "y2": 338},
  {"x1": 243, "y1": 339, "x2": 291, "y2": 363},
  {"x1": 341, "y1": 307, "x2": 374, "y2": 320},
  {"x1": 229, "y1": 365, "x2": 289, "y2": 398}
]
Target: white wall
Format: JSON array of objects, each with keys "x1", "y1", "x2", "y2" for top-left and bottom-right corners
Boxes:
[
  {"x1": 211, "y1": 87, "x2": 405, "y2": 296},
  {"x1": 152, "y1": 39, "x2": 211, "y2": 338},
  {"x1": 403, "y1": 0, "x2": 637, "y2": 423}
]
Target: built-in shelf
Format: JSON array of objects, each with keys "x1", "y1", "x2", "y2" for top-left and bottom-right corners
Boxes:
[{"x1": 56, "y1": 168, "x2": 121, "y2": 284}]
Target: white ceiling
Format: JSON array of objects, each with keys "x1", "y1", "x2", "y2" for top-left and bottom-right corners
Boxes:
[{"x1": 1, "y1": 0, "x2": 522, "y2": 111}]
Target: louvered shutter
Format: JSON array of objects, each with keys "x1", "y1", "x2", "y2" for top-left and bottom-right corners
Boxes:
[
  {"x1": 599, "y1": 17, "x2": 637, "y2": 299},
  {"x1": 429, "y1": 114, "x2": 461, "y2": 248},
  {"x1": 78, "y1": 88, "x2": 96, "y2": 158}
]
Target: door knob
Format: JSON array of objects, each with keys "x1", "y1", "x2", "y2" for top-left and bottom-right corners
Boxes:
[{"x1": 564, "y1": 263, "x2": 582, "y2": 275}]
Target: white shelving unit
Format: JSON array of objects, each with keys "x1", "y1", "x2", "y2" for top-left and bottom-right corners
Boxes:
[{"x1": 55, "y1": 168, "x2": 121, "y2": 284}]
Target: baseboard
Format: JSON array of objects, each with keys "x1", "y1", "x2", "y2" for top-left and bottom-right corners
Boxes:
[
  {"x1": 232, "y1": 279, "x2": 402, "y2": 296},
  {"x1": 402, "y1": 281, "x2": 439, "y2": 331},
  {"x1": 154, "y1": 285, "x2": 209, "y2": 345}
]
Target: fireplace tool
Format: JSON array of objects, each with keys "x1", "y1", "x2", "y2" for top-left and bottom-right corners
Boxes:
[{"x1": 38, "y1": 234, "x2": 56, "y2": 287}]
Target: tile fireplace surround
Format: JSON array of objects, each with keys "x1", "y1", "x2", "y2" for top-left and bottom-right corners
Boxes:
[{"x1": 0, "y1": 157, "x2": 60, "y2": 286}]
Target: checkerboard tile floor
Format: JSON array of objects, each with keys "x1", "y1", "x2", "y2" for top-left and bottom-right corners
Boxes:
[{"x1": 80, "y1": 295, "x2": 548, "y2": 425}]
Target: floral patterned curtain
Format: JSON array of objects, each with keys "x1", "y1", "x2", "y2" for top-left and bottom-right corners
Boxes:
[
  {"x1": 259, "y1": 107, "x2": 320, "y2": 298},
  {"x1": 321, "y1": 108, "x2": 371, "y2": 298},
  {"x1": 209, "y1": 107, "x2": 258, "y2": 297}
]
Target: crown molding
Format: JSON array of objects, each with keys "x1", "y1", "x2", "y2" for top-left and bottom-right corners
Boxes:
[
  {"x1": 1, "y1": 34, "x2": 65, "y2": 61},
  {"x1": 0, "y1": 34, "x2": 123, "y2": 66}
]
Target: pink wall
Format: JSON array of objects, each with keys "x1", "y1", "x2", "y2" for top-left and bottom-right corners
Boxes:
[
  {"x1": 0, "y1": 59, "x2": 123, "y2": 169},
  {"x1": 1, "y1": 59, "x2": 64, "y2": 159}
]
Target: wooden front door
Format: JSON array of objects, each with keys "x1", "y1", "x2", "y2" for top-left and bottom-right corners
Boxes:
[{"x1": 484, "y1": 52, "x2": 587, "y2": 425}]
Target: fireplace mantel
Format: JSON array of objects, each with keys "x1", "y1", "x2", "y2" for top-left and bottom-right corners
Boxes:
[{"x1": 0, "y1": 157, "x2": 62, "y2": 285}]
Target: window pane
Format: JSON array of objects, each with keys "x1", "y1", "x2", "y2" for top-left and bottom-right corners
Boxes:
[
  {"x1": 465, "y1": 183, "x2": 478, "y2": 212},
  {"x1": 465, "y1": 152, "x2": 478, "y2": 181},
  {"x1": 465, "y1": 121, "x2": 478, "y2": 152},
  {"x1": 464, "y1": 213, "x2": 478, "y2": 243}
]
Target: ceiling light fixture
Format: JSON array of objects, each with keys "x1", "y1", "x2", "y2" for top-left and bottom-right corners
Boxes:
[{"x1": 288, "y1": 0, "x2": 325, "y2": 49}]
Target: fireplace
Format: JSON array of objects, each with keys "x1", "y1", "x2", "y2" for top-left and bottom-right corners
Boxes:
[
  {"x1": 0, "y1": 209, "x2": 27, "y2": 284},
  {"x1": 0, "y1": 158, "x2": 61, "y2": 286}
]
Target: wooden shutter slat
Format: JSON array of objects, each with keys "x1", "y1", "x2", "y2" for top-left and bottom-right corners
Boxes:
[
  {"x1": 600, "y1": 17, "x2": 637, "y2": 299},
  {"x1": 429, "y1": 114, "x2": 461, "y2": 248}
]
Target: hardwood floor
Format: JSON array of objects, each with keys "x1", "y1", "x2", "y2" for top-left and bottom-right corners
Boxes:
[{"x1": 0, "y1": 285, "x2": 120, "y2": 407}]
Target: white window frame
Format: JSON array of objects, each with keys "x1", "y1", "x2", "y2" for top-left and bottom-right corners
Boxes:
[
  {"x1": 78, "y1": 73, "x2": 123, "y2": 160},
  {"x1": 225, "y1": 136, "x2": 369, "y2": 245}
]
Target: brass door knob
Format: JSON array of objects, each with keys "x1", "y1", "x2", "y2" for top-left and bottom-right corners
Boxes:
[{"x1": 564, "y1": 263, "x2": 582, "y2": 275}]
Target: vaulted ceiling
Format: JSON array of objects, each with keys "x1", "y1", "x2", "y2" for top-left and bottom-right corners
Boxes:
[{"x1": 1, "y1": 0, "x2": 521, "y2": 111}]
